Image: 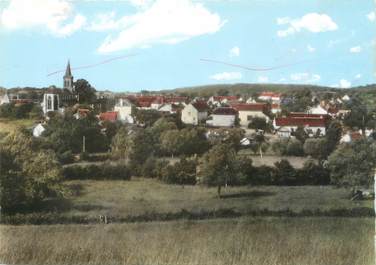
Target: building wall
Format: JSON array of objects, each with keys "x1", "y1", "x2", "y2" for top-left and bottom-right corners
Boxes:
[
  {"x1": 181, "y1": 104, "x2": 199, "y2": 125},
  {"x1": 114, "y1": 106, "x2": 133, "y2": 121},
  {"x1": 211, "y1": 114, "x2": 236, "y2": 127},
  {"x1": 238, "y1": 111, "x2": 269, "y2": 127}
]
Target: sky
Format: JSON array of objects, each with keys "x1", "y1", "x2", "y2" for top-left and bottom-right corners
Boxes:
[{"x1": 0, "y1": 0, "x2": 375, "y2": 92}]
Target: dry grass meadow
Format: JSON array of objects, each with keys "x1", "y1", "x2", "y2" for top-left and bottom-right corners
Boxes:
[
  {"x1": 62, "y1": 178, "x2": 373, "y2": 219},
  {"x1": 0, "y1": 118, "x2": 36, "y2": 134},
  {"x1": 0, "y1": 217, "x2": 374, "y2": 265}
]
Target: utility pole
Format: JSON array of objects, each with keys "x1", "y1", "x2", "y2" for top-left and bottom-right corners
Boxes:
[{"x1": 83, "y1": 136, "x2": 86, "y2": 153}]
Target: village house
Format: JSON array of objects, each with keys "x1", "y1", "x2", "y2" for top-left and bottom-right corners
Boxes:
[
  {"x1": 271, "y1": 103, "x2": 281, "y2": 114},
  {"x1": 206, "y1": 107, "x2": 237, "y2": 127},
  {"x1": 181, "y1": 101, "x2": 209, "y2": 125},
  {"x1": 114, "y1": 98, "x2": 134, "y2": 123},
  {"x1": 0, "y1": 93, "x2": 10, "y2": 105},
  {"x1": 258, "y1": 92, "x2": 282, "y2": 103},
  {"x1": 73, "y1": 108, "x2": 91, "y2": 119},
  {"x1": 273, "y1": 113, "x2": 329, "y2": 137},
  {"x1": 207, "y1": 96, "x2": 240, "y2": 107},
  {"x1": 231, "y1": 103, "x2": 270, "y2": 127},
  {"x1": 99, "y1": 111, "x2": 118, "y2": 122}
]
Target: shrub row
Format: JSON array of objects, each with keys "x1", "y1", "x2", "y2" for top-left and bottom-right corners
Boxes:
[
  {"x1": 2, "y1": 207, "x2": 373, "y2": 225},
  {"x1": 63, "y1": 163, "x2": 131, "y2": 180}
]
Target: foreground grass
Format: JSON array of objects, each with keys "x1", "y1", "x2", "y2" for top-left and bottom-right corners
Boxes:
[
  {"x1": 0, "y1": 217, "x2": 374, "y2": 265},
  {"x1": 62, "y1": 178, "x2": 373, "y2": 219}
]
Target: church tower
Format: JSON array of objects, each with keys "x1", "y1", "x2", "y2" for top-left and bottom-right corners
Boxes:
[{"x1": 63, "y1": 60, "x2": 74, "y2": 92}]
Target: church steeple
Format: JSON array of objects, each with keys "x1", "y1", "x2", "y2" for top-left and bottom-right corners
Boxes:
[
  {"x1": 65, "y1": 60, "x2": 72, "y2": 77},
  {"x1": 63, "y1": 60, "x2": 74, "y2": 92}
]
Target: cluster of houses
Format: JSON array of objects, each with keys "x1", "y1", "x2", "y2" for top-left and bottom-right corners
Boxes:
[{"x1": 0, "y1": 62, "x2": 373, "y2": 143}]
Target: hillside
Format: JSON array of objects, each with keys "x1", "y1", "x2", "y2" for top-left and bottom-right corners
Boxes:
[{"x1": 165, "y1": 83, "x2": 376, "y2": 97}]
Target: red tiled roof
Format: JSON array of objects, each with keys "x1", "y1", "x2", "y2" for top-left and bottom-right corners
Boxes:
[
  {"x1": 213, "y1": 107, "x2": 238, "y2": 115},
  {"x1": 275, "y1": 117, "x2": 326, "y2": 127},
  {"x1": 231, "y1": 103, "x2": 267, "y2": 111},
  {"x1": 99, "y1": 111, "x2": 118, "y2": 122},
  {"x1": 192, "y1": 101, "x2": 209, "y2": 112}
]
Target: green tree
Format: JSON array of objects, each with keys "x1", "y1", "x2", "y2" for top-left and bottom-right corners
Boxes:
[
  {"x1": 328, "y1": 139, "x2": 376, "y2": 187},
  {"x1": 248, "y1": 117, "x2": 269, "y2": 132},
  {"x1": 75, "y1": 79, "x2": 97, "y2": 104},
  {"x1": 325, "y1": 120, "x2": 342, "y2": 156},
  {"x1": 303, "y1": 138, "x2": 327, "y2": 161},
  {"x1": 198, "y1": 144, "x2": 237, "y2": 197},
  {"x1": 0, "y1": 148, "x2": 26, "y2": 211}
]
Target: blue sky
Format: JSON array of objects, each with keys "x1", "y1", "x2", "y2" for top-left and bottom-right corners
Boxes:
[{"x1": 0, "y1": 0, "x2": 375, "y2": 92}]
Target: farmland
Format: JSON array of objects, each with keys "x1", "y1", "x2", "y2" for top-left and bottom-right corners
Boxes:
[{"x1": 0, "y1": 217, "x2": 373, "y2": 265}]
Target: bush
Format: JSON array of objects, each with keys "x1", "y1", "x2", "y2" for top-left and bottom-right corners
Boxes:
[
  {"x1": 159, "y1": 158, "x2": 197, "y2": 185},
  {"x1": 63, "y1": 163, "x2": 131, "y2": 180},
  {"x1": 298, "y1": 159, "x2": 330, "y2": 185},
  {"x1": 57, "y1": 150, "x2": 75, "y2": 164},
  {"x1": 286, "y1": 139, "x2": 304, "y2": 156},
  {"x1": 272, "y1": 159, "x2": 298, "y2": 185},
  {"x1": 252, "y1": 165, "x2": 275, "y2": 185}
]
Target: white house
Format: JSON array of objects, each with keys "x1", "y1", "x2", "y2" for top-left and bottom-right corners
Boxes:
[
  {"x1": 158, "y1": 103, "x2": 178, "y2": 114},
  {"x1": 258, "y1": 92, "x2": 282, "y2": 102},
  {"x1": 273, "y1": 115, "x2": 327, "y2": 137},
  {"x1": 308, "y1": 105, "x2": 328, "y2": 115},
  {"x1": 0, "y1": 93, "x2": 10, "y2": 105},
  {"x1": 231, "y1": 103, "x2": 270, "y2": 127},
  {"x1": 207, "y1": 96, "x2": 239, "y2": 107},
  {"x1": 342, "y1": 94, "x2": 351, "y2": 101},
  {"x1": 181, "y1": 101, "x2": 209, "y2": 125},
  {"x1": 114, "y1": 98, "x2": 134, "y2": 123},
  {"x1": 206, "y1": 107, "x2": 237, "y2": 127},
  {"x1": 33, "y1": 123, "x2": 46, "y2": 137},
  {"x1": 271, "y1": 103, "x2": 281, "y2": 114}
]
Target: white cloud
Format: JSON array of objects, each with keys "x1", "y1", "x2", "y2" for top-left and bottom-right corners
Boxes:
[
  {"x1": 0, "y1": 0, "x2": 86, "y2": 37},
  {"x1": 129, "y1": 0, "x2": 154, "y2": 9},
  {"x1": 350, "y1": 46, "x2": 361, "y2": 53},
  {"x1": 307, "y1": 44, "x2": 316, "y2": 52},
  {"x1": 257, "y1": 76, "x2": 269, "y2": 83},
  {"x1": 290, "y1": 72, "x2": 321, "y2": 83},
  {"x1": 339, "y1": 79, "x2": 351, "y2": 88},
  {"x1": 355, "y1": 74, "x2": 362, "y2": 79},
  {"x1": 210, "y1": 72, "x2": 242, "y2": 81},
  {"x1": 97, "y1": 0, "x2": 226, "y2": 53},
  {"x1": 277, "y1": 13, "x2": 338, "y2": 37},
  {"x1": 229, "y1": 46, "x2": 240, "y2": 57},
  {"x1": 367, "y1": 11, "x2": 375, "y2": 22},
  {"x1": 87, "y1": 12, "x2": 120, "y2": 32}
]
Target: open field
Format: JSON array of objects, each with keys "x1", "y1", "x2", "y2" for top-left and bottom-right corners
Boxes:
[
  {"x1": 0, "y1": 118, "x2": 36, "y2": 133},
  {"x1": 58, "y1": 178, "x2": 373, "y2": 220},
  {"x1": 0, "y1": 217, "x2": 374, "y2": 265}
]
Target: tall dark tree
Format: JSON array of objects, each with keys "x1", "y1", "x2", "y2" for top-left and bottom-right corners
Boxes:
[{"x1": 75, "y1": 79, "x2": 97, "y2": 104}]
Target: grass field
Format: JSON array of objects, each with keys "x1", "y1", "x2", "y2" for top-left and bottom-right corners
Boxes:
[
  {"x1": 0, "y1": 217, "x2": 374, "y2": 265},
  {"x1": 59, "y1": 178, "x2": 373, "y2": 219},
  {"x1": 0, "y1": 118, "x2": 36, "y2": 133}
]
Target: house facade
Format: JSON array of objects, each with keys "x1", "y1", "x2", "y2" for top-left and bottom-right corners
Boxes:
[
  {"x1": 273, "y1": 114, "x2": 328, "y2": 137},
  {"x1": 114, "y1": 98, "x2": 134, "y2": 122},
  {"x1": 231, "y1": 103, "x2": 270, "y2": 127},
  {"x1": 181, "y1": 101, "x2": 208, "y2": 125},
  {"x1": 206, "y1": 107, "x2": 237, "y2": 127}
]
